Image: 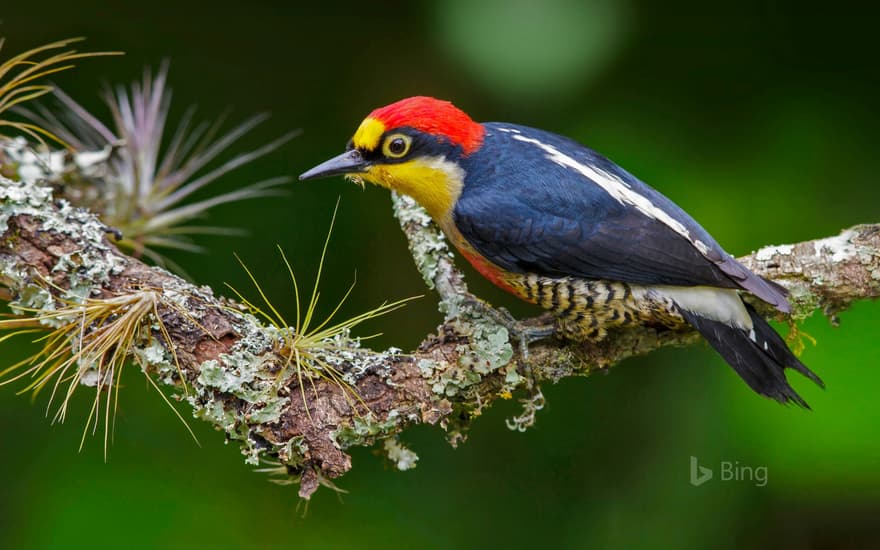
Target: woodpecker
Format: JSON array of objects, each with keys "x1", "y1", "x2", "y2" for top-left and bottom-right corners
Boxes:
[{"x1": 300, "y1": 96, "x2": 823, "y2": 407}]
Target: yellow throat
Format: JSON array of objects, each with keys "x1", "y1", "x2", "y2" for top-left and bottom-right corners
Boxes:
[
  {"x1": 360, "y1": 157, "x2": 465, "y2": 225},
  {"x1": 350, "y1": 116, "x2": 465, "y2": 224}
]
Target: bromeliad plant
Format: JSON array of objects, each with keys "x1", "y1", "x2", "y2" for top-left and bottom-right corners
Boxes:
[
  {"x1": 0, "y1": 39, "x2": 414, "y2": 461},
  {"x1": 0, "y1": 210, "x2": 413, "y2": 457},
  {"x1": 227, "y1": 205, "x2": 416, "y2": 420},
  {"x1": 19, "y1": 62, "x2": 296, "y2": 270},
  {"x1": 0, "y1": 284, "x2": 197, "y2": 459}
]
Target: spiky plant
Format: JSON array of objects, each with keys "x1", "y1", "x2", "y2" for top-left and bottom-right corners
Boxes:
[
  {"x1": 227, "y1": 205, "x2": 416, "y2": 419},
  {"x1": 0, "y1": 38, "x2": 411, "y2": 464},
  {"x1": 0, "y1": 283, "x2": 197, "y2": 458},
  {"x1": 0, "y1": 208, "x2": 412, "y2": 453},
  {"x1": 19, "y1": 62, "x2": 296, "y2": 270},
  {"x1": 0, "y1": 37, "x2": 120, "y2": 145}
]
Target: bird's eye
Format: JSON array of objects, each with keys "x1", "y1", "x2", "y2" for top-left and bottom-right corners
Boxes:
[{"x1": 382, "y1": 134, "x2": 411, "y2": 159}]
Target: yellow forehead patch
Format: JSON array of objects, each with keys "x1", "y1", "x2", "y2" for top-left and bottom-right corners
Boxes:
[{"x1": 352, "y1": 117, "x2": 386, "y2": 151}]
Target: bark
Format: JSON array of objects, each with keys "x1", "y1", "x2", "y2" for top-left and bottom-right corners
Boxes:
[{"x1": 1, "y1": 143, "x2": 878, "y2": 498}]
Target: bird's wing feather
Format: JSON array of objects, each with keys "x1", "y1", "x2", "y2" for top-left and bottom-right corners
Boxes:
[
  {"x1": 455, "y1": 185, "x2": 734, "y2": 287},
  {"x1": 454, "y1": 123, "x2": 789, "y2": 311}
]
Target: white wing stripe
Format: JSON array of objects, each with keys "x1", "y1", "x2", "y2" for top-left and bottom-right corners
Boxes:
[{"x1": 509, "y1": 133, "x2": 712, "y2": 256}]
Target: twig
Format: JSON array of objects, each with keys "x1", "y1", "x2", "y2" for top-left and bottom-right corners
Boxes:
[{"x1": 1, "y1": 146, "x2": 878, "y2": 498}]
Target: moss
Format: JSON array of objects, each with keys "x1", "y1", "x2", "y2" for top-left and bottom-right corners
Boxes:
[{"x1": 788, "y1": 285, "x2": 820, "y2": 321}]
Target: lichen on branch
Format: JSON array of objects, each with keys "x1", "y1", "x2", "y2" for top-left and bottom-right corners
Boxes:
[{"x1": 1, "y1": 142, "x2": 878, "y2": 499}]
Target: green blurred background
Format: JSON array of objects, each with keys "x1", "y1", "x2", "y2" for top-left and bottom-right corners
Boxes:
[{"x1": 2, "y1": 1, "x2": 879, "y2": 548}]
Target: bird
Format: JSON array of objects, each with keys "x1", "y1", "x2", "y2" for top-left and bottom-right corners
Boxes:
[{"x1": 300, "y1": 96, "x2": 823, "y2": 407}]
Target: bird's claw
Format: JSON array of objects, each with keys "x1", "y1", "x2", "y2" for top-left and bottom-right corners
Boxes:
[
  {"x1": 104, "y1": 226, "x2": 123, "y2": 242},
  {"x1": 460, "y1": 295, "x2": 556, "y2": 389}
]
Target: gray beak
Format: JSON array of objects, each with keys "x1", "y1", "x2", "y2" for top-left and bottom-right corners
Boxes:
[{"x1": 299, "y1": 149, "x2": 369, "y2": 181}]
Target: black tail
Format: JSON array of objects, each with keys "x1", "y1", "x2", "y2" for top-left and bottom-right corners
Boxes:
[{"x1": 679, "y1": 303, "x2": 824, "y2": 408}]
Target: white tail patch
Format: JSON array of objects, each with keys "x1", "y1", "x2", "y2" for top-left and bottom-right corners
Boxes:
[{"x1": 646, "y1": 285, "x2": 753, "y2": 331}]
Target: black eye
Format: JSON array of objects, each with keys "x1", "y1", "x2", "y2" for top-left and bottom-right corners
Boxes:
[
  {"x1": 382, "y1": 133, "x2": 412, "y2": 158},
  {"x1": 389, "y1": 138, "x2": 406, "y2": 155}
]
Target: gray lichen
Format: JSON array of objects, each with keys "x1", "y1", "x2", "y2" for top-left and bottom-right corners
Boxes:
[
  {"x1": 391, "y1": 191, "x2": 524, "y2": 402},
  {"x1": 0, "y1": 173, "x2": 125, "y2": 310},
  {"x1": 332, "y1": 411, "x2": 403, "y2": 449},
  {"x1": 2, "y1": 137, "x2": 878, "y2": 499},
  {"x1": 391, "y1": 192, "x2": 451, "y2": 291},
  {"x1": 383, "y1": 437, "x2": 419, "y2": 471}
]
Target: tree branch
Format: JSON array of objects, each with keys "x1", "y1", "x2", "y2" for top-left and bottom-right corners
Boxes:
[{"x1": 1, "y1": 141, "x2": 878, "y2": 498}]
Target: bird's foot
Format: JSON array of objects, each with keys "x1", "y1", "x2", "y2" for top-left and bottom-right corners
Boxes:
[
  {"x1": 460, "y1": 295, "x2": 556, "y2": 357},
  {"x1": 460, "y1": 295, "x2": 556, "y2": 389},
  {"x1": 104, "y1": 225, "x2": 123, "y2": 242}
]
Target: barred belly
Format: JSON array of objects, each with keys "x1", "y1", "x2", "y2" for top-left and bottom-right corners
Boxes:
[{"x1": 508, "y1": 273, "x2": 688, "y2": 340}]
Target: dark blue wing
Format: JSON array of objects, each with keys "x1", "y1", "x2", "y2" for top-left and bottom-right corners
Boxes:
[{"x1": 454, "y1": 123, "x2": 789, "y2": 311}]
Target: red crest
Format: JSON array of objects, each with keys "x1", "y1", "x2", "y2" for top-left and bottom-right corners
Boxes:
[{"x1": 369, "y1": 96, "x2": 485, "y2": 155}]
